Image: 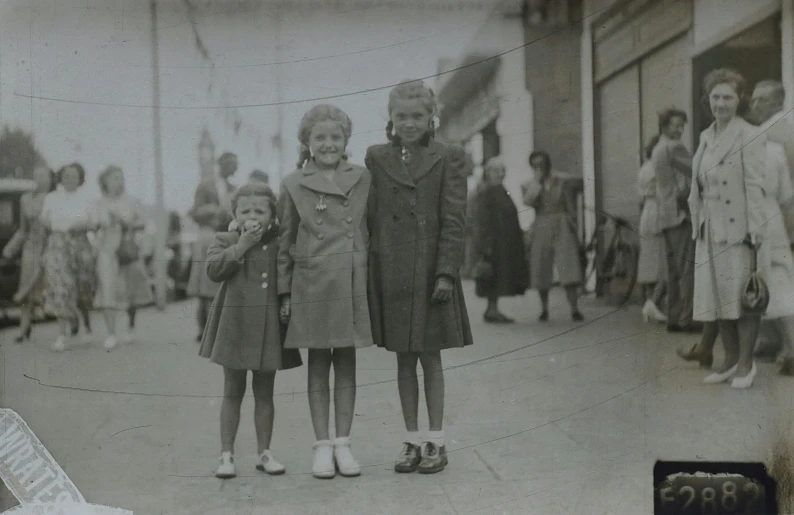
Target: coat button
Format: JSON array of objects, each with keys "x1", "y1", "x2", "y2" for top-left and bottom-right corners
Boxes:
[
  {"x1": 409, "y1": 199, "x2": 416, "y2": 206},
  {"x1": 729, "y1": 217, "x2": 735, "y2": 223},
  {"x1": 392, "y1": 185, "x2": 399, "y2": 193},
  {"x1": 261, "y1": 282, "x2": 268, "y2": 288},
  {"x1": 347, "y1": 232, "x2": 354, "y2": 238},
  {"x1": 726, "y1": 200, "x2": 731, "y2": 204},
  {"x1": 346, "y1": 216, "x2": 353, "y2": 223},
  {"x1": 262, "y1": 244, "x2": 267, "y2": 250},
  {"x1": 343, "y1": 200, "x2": 350, "y2": 207},
  {"x1": 723, "y1": 181, "x2": 728, "y2": 186},
  {"x1": 720, "y1": 160, "x2": 725, "y2": 166},
  {"x1": 261, "y1": 272, "x2": 267, "y2": 278},
  {"x1": 318, "y1": 233, "x2": 325, "y2": 240},
  {"x1": 393, "y1": 214, "x2": 399, "y2": 221},
  {"x1": 410, "y1": 211, "x2": 416, "y2": 217},
  {"x1": 316, "y1": 218, "x2": 323, "y2": 225}
]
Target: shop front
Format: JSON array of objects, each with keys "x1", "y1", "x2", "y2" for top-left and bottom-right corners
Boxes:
[{"x1": 584, "y1": 0, "x2": 794, "y2": 295}]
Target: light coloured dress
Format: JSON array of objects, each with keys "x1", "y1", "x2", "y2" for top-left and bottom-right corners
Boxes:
[
  {"x1": 758, "y1": 141, "x2": 794, "y2": 319},
  {"x1": 92, "y1": 194, "x2": 154, "y2": 310},
  {"x1": 636, "y1": 160, "x2": 666, "y2": 284},
  {"x1": 690, "y1": 118, "x2": 766, "y2": 321},
  {"x1": 40, "y1": 187, "x2": 97, "y2": 318}
]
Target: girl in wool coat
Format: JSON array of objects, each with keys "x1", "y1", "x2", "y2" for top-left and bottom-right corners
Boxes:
[
  {"x1": 278, "y1": 104, "x2": 374, "y2": 479},
  {"x1": 200, "y1": 182, "x2": 302, "y2": 479},
  {"x1": 366, "y1": 80, "x2": 474, "y2": 475}
]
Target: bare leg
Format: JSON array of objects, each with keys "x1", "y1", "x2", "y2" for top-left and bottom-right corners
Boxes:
[
  {"x1": 307, "y1": 349, "x2": 332, "y2": 441},
  {"x1": 332, "y1": 348, "x2": 356, "y2": 438},
  {"x1": 102, "y1": 308, "x2": 117, "y2": 337},
  {"x1": 735, "y1": 315, "x2": 760, "y2": 377},
  {"x1": 696, "y1": 321, "x2": 719, "y2": 355},
  {"x1": 251, "y1": 371, "x2": 276, "y2": 455},
  {"x1": 79, "y1": 308, "x2": 92, "y2": 333},
  {"x1": 220, "y1": 368, "x2": 247, "y2": 454},
  {"x1": 565, "y1": 285, "x2": 581, "y2": 315},
  {"x1": 485, "y1": 296, "x2": 499, "y2": 317},
  {"x1": 538, "y1": 289, "x2": 549, "y2": 319},
  {"x1": 396, "y1": 352, "x2": 420, "y2": 432},
  {"x1": 17, "y1": 305, "x2": 32, "y2": 339},
  {"x1": 127, "y1": 308, "x2": 137, "y2": 329},
  {"x1": 717, "y1": 319, "x2": 740, "y2": 374},
  {"x1": 419, "y1": 352, "x2": 444, "y2": 431},
  {"x1": 776, "y1": 316, "x2": 794, "y2": 375}
]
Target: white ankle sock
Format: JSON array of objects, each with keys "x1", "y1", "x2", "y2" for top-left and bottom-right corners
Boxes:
[
  {"x1": 427, "y1": 430, "x2": 445, "y2": 447},
  {"x1": 406, "y1": 431, "x2": 420, "y2": 446}
]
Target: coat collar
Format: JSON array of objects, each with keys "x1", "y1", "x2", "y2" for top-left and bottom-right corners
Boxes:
[
  {"x1": 702, "y1": 116, "x2": 744, "y2": 166},
  {"x1": 299, "y1": 159, "x2": 362, "y2": 197},
  {"x1": 377, "y1": 140, "x2": 442, "y2": 188}
]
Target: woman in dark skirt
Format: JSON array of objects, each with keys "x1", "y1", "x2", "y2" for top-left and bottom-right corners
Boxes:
[{"x1": 474, "y1": 157, "x2": 529, "y2": 322}]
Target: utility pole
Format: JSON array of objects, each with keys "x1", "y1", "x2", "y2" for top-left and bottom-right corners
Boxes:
[
  {"x1": 150, "y1": 0, "x2": 167, "y2": 310},
  {"x1": 273, "y1": 2, "x2": 286, "y2": 188}
]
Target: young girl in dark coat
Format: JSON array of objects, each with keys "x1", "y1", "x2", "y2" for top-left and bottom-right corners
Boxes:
[
  {"x1": 199, "y1": 182, "x2": 302, "y2": 479},
  {"x1": 365, "y1": 80, "x2": 473, "y2": 474}
]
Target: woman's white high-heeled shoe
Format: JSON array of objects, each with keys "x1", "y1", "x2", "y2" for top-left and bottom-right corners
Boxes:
[
  {"x1": 703, "y1": 364, "x2": 738, "y2": 384},
  {"x1": 256, "y1": 450, "x2": 286, "y2": 475},
  {"x1": 312, "y1": 440, "x2": 335, "y2": 479},
  {"x1": 333, "y1": 437, "x2": 361, "y2": 477},
  {"x1": 641, "y1": 300, "x2": 667, "y2": 323},
  {"x1": 215, "y1": 452, "x2": 236, "y2": 479},
  {"x1": 730, "y1": 362, "x2": 757, "y2": 389}
]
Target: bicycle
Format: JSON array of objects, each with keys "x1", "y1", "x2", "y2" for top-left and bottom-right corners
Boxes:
[{"x1": 580, "y1": 211, "x2": 640, "y2": 306}]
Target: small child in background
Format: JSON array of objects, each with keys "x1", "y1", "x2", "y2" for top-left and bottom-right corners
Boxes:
[{"x1": 199, "y1": 181, "x2": 302, "y2": 479}]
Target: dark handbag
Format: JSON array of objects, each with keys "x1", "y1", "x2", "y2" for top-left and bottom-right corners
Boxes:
[
  {"x1": 117, "y1": 232, "x2": 140, "y2": 266},
  {"x1": 737, "y1": 141, "x2": 769, "y2": 315},
  {"x1": 740, "y1": 237, "x2": 769, "y2": 315}
]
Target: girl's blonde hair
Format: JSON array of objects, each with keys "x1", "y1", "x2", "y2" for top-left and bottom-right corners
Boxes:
[
  {"x1": 296, "y1": 104, "x2": 353, "y2": 168},
  {"x1": 385, "y1": 80, "x2": 439, "y2": 144}
]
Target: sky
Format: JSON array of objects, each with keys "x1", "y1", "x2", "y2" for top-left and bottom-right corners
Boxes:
[{"x1": 0, "y1": 0, "x2": 494, "y2": 213}]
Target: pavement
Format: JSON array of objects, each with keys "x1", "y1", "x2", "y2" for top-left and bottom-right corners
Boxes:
[{"x1": 2, "y1": 282, "x2": 793, "y2": 514}]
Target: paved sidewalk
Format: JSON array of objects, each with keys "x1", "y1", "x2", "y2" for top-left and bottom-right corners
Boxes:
[{"x1": 2, "y1": 283, "x2": 793, "y2": 514}]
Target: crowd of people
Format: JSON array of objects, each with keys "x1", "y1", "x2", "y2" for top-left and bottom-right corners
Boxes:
[
  {"x1": 3, "y1": 163, "x2": 153, "y2": 352},
  {"x1": 636, "y1": 69, "x2": 794, "y2": 387}
]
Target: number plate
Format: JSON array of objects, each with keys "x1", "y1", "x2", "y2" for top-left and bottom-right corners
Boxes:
[{"x1": 654, "y1": 461, "x2": 776, "y2": 515}]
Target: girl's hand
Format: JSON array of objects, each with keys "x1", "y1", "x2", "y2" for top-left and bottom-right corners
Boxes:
[
  {"x1": 431, "y1": 276, "x2": 454, "y2": 303},
  {"x1": 236, "y1": 222, "x2": 264, "y2": 252},
  {"x1": 279, "y1": 295, "x2": 291, "y2": 324}
]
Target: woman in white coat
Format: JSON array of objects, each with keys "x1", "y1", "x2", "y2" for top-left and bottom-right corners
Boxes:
[
  {"x1": 757, "y1": 140, "x2": 794, "y2": 376},
  {"x1": 688, "y1": 68, "x2": 767, "y2": 388}
]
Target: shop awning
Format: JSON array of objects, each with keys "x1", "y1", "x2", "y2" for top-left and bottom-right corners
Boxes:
[{"x1": 437, "y1": 54, "x2": 501, "y2": 111}]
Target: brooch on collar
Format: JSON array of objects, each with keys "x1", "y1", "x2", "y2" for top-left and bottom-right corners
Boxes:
[
  {"x1": 316, "y1": 195, "x2": 327, "y2": 212},
  {"x1": 400, "y1": 147, "x2": 413, "y2": 164}
]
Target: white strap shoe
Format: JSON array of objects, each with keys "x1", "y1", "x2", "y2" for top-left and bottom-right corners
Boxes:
[
  {"x1": 215, "y1": 452, "x2": 236, "y2": 479},
  {"x1": 256, "y1": 450, "x2": 286, "y2": 475},
  {"x1": 103, "y1": 335, "x2": 118, "y2": 351},
  {"x1": 50, "y1": 336, "x2": 66, "y2": 352},
  {"x1": 312, "y1": 440, "x2": 335, "y2": 479},
  {"x1": 333, "y1": 437, "x2": 361, "y2": 477}
]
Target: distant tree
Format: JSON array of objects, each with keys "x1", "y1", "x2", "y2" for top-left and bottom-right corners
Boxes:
[{"x1": 0, "y1": 127, "x2": 47, "y2": 179}]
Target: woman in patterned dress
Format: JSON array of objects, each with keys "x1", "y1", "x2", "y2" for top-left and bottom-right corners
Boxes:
[
  {"x1": 93, "y1": 166, "x2": 154, "y2": 350},
  {"x1": 2, "y1": 165, "x2": 56, "y2": 342},
  {"x1": 41, "y1": 163, "x2": 98, "y2": 352}
]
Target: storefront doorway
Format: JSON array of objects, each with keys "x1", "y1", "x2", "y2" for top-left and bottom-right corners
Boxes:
[{"x1": 692, "y1": 14, "x2": 782, "y2": 144}]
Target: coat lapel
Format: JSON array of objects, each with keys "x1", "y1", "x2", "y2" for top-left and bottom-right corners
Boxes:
[
  {"x1": 377, "y1": 145, "x2": 415, "y2": 188},
  {"x1": 411, "y1": 141, "x2": 443, "y2": 183},
  {"x1": 298, "y1": 160, "x2": 345, "y2": 197},
  {"x1": 333, "y1": 161, "x2": 365, "y2": 196},
  {"x1": 708, "y1": 117, "x2": 743, "y2": 167}
]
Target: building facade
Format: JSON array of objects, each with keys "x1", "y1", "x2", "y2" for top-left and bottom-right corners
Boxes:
[{"x1": 581, "y1": 0, "x2": 794, "y2": 236}]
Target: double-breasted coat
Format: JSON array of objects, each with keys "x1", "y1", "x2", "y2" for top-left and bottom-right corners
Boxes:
[
  {"x1": 688, "y1": 117, "x2": 767, "y2": 321},
  {"x1": 277, "y1": 160, "x2": 374, "y2": 349},
  {"x1": 188, "y1": 177, "x2": 237, "y2": 299},
  {"x1": 365, "y1": 140, "x2": 474, "y2": 353},
  {"x1": 199, "y1": 230, "x2": 302, "y2": 372}
]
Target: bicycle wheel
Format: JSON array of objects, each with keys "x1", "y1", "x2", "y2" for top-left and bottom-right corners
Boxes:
[{"x1": 604, "y1": 231, "x2": 640, "y2": 305}]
